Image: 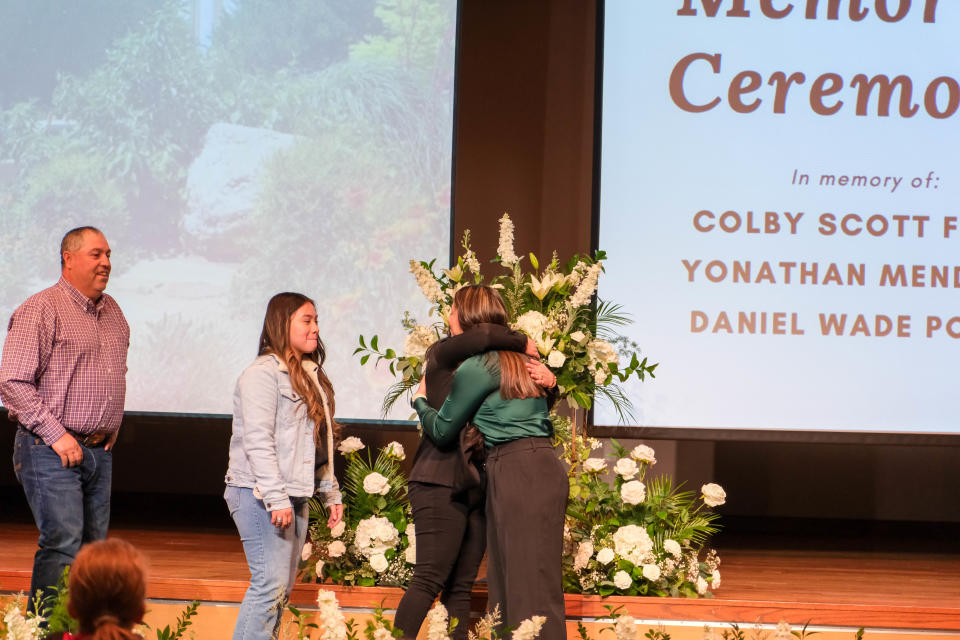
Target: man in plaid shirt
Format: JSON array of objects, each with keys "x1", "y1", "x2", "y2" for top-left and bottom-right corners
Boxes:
[{"x1": 0, "y1": 226, "x2": 129, "y2": 611}]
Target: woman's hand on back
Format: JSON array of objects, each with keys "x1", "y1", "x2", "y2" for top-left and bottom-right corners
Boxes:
[{"x1": 526, "y1": 359, "x2": 557, "y2": 388}]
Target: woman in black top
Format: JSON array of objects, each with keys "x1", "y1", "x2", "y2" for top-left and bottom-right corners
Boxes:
[{"x1": 393, "y1": 323, "x2": 554, "y2": 639}]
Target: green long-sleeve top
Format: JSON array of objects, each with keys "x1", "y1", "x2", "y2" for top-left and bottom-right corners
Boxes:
[{"x1": 413, "y1": 353, "x2": 553, "y2": 448}]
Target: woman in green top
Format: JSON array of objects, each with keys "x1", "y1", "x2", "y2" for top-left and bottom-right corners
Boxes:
[{"x1": 412, "y1": 285, "x2": 568, "y2": 639}]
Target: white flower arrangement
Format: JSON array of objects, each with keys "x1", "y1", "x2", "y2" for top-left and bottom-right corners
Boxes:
[
  {"x1": 563, "y1": 442, "x2": 725, "y2": 598},
  {"x1": 303, "y1": 439, "x2": 414, "y2": 587},
  {"x1": 356, "y1": 212, "x2": 657, "y2": 422}
]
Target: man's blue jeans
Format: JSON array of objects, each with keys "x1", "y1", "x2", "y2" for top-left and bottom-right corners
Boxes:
[
  {"x1": 13, "y1": 427, "x2": 112, "y2": 611},
  {"x1": 225, "y1": 485, "x2": 309, "y2": 640}
]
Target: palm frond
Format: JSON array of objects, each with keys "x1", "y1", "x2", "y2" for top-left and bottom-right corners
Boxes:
[
  {"x1": 595, "y1": 383, "x2": 637, "y2": 424},
  {"x1": 380, "y1": 377, "x2": 418, "y2": 418},
  {"x1": 596, "y1": 299, "x2": 634, "y2": 340}
]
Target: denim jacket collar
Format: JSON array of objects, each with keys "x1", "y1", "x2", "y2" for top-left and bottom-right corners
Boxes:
[{"x1": 262, "y1": 352, "x2": 335, "y2": 483}]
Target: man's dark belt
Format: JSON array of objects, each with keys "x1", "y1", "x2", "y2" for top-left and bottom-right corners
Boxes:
[{"x1": 67, "y1": 428, "x2": 110, "y2": 447}]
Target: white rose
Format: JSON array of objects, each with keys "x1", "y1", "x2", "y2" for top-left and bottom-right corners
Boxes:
[
  {"x1": 642, "y1": 564, "x2": 661, "y2": 581},
  {"x1": 613, "y1": 457, "x2": 638, "y2": 480},
  {"x1": 620, "y1": 480, "x2": 646, "y2": 505},
  {"x1": 582, "y1": 457, "x2": 607, "y2": 473},
  {"x1": 596, "y1": 548, "x2": 615, "y2": 564},
  {"x1": 701, "y1": 483, "x2": 727, "y2": 507},
  {"x1": 663, "y1": 539, "x2": 682, "y2": 558},
  {"x1": 569, "y1": 330, "x2": 586, "y2": 343},
  {"x1": 385, "y1": 441, "x2": 406, "y2": 460},
  {"x1": 374, "y1": 628, "x2": 393, "y2": 640},
  {"x1": 328, "y1": 541, "x2": 346, "y2": 558},
  {"x1": 369, "y1": 553, "x2": 389, "y2": 573},
  {"x1": 630, "y1": 444, "x2": 657, "y2": 464},
  {"x1": 711, "y1": 569, "x2": 722, "y2": 589},
  {"x1": 315, "y1": 560, "x2": 325, "y2": 577},
  {"x1": 338, "y1": 436, "x2": 365, "y2": 454},
  {"x1": 547, "y1": 350, "x2": 566, "y2": 368},
  {"x1": 300, "y1": 542, "x2": 313, "y2": 562},
  {"x1": 330, "y1": 520, "x2": 346, "y2": 538},
  {"x1": 363, "y1": 472, "x2": 391, "y2": 496},
  {"x1": 405, "y1": 544, "x2": 417, "y2": 564},
  {"x1": 613, "y1": 570, "x2": 632, "y2": 590}
]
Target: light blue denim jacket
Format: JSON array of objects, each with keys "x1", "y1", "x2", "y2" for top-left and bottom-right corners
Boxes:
[{"x1": 225, "y1": 354, "x2": 341, "y2": 511}]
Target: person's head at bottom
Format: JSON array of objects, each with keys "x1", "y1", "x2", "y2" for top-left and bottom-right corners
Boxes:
[{"x1": 67, "y1": 538, "x2": 146, "y2": 640}]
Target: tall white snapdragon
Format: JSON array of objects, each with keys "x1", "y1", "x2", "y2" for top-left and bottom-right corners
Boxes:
[{"x1": 497, "y1": 213, "x2": 519, "y2": 267}]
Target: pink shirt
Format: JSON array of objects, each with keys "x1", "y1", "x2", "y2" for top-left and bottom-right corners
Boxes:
[{"x1": 0, "y1": 277, "x2": 129, "y2": 445}]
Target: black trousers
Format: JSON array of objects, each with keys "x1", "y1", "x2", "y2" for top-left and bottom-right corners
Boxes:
[
  {"x1": 394, "y1": 482, "x2": 486, "y2": 640},
  {"x1": 486, "y1": 437, "x2": 569, "y2": 639}
]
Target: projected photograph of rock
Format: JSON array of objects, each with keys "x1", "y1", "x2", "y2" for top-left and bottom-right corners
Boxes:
[{"x1": 0, "y1": 0, "x2": 455, "y2": 416}]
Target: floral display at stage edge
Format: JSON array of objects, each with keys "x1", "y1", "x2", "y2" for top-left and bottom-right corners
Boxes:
[{"x1": 303, "y1": 213, "x2": 725, "y2": 599}]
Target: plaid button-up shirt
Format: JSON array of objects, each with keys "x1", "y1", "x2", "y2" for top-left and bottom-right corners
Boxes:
[{"x1": 0, "y1": 277, "x2": 129, "y2": 445}]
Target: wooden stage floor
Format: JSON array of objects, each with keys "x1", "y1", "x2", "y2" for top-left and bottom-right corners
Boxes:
[{"x1": 2, "y1": 520, "x2": 958, "y2": 633}]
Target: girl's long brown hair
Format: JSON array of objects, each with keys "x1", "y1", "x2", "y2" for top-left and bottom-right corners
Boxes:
[
  {"x1": 453, "y1": 285, "x2": 544, "y2": 399},
  {"x1": 67, "y1": 538, "x2": 146, "y2": 640},
  {"x1": 259, "y1": 292, "x2": 340, "y2": 445}
]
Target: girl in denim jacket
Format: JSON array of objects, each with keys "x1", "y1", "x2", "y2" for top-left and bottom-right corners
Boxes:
[{"x1": 224, "y1": 292, "x2": 343, "y2": 640}]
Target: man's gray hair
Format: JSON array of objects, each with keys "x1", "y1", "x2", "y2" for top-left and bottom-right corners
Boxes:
[{"x1": 60, "y1": 226, "x2": 103, "y2": 267}]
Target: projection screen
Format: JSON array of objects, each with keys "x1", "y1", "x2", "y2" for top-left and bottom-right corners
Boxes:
[
  {"x1": 594, "y1": 0, "x2": 959, "y2": 437},
  {"x1": 0, "y1": 0, "x2": 456, "y2": 419}
]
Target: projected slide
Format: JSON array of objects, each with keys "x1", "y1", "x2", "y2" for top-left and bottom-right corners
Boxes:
[
  {"x1": 0, "y1": 1, "x2": 455, "y2": 417},
  {"x1": 596, "y1": 0, "x2": 958, "y2": 433}
]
